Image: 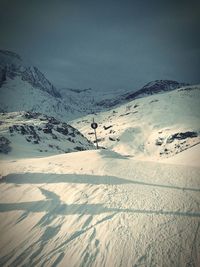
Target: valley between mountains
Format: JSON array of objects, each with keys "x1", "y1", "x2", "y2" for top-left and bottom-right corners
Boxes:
[{"x1": 0, "y1": 50, "x2": 200, "y2": 267}]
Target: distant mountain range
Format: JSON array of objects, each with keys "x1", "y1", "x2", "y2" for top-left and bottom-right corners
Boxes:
[
  {"x1": 0, "y1": 50, "x2": 82, "y2": 120},
  {"x1": 95, "y1": 80, "x2": 188, "y2": 109},
  {"x1": 1, "y1": 49, "x2": 199, "y2": 158},
  {"x1": 0, "y1": 49, "x2": 189, "y2": 119}
]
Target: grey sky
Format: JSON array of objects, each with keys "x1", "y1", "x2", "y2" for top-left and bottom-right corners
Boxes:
[{"x1": 0, "y1": 0, "x2": 200, "y2": 91}]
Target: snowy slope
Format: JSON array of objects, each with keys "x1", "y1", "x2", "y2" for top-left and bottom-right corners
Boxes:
[
  {"x1": 59, "y1": 80, "x2": 187, "y2": 115},
  {"x1": 0, "y1": 149, "x2": 199, "y2": 266},
  {"x1": 0, "y1": 50, "x2": 189, "y2": 121},
  {"x1": 95, "y1": 80, "x2": 187, "y2": 109},
  {"x1": 0, "y1": 50, "x2": 134, "y2": 120},
  {"x1": 161, "y1": 143, "x2": 200, "y2": 167},
  {"x1": 59, "y1": 86, "x2": 132, "y2": 115},
  {"x1": 0, "y1": 111, "x2": 94, "y2": 158},
  {"x1": 0, "y1": 77, "x2": 82, "y2": 120},
  {"x1": 0, "y1": 50, "x2": 81, "y2": 120},
  {"x1": 0, "y1": 50, "x2": 60, "y2": 97},
  {"x1": 71, "y1": 84, "x2": 200, "y2": 160}
]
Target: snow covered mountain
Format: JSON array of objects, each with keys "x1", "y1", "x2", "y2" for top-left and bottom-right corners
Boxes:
[
  {"x1": 59, "y1": 86, "x2": 132, "y2": 115},
  {"x1": 0, "y1": 50, "x2": 60, "y2": 97},
  {"x1": 0, "y1": 111, "x2": 94, "y2": 158},
  {"x1": 0, "y1": 50, "x2": 199, "y2": 161},
  {"x1": 71, "y1": 84, "x2": 200, "y2": 160},
  {"x1": 96, "y1": 80, "x2": 188, "y2": 109},
  {"x1": 0, "y1": 50, "x2": 81, "y2": 120},
  {"x1": 59, "y1": 80, "x2": 188, "y2": 116},
  {"x1": 0, "y1": 51, "x2": 200, "y2": 266},
  {"x1": 0, "y1": 49, "x2": 131, "y2": 119},
  {"x1": 0, "y1": 50, "x2": 189, "y2": 122}
]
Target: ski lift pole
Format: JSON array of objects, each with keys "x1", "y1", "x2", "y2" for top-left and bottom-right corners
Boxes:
[{"x1": 91, "y1": 118, "x2": 99, "y2": 149}]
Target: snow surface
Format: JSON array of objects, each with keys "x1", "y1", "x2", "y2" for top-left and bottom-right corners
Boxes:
[
  {"x1": 0, "y1": 77, "x2": 80, "y2": 120},
  {"x1": 161, "y1": 143, "x2": 200, "y2": 167},
  {"x1": 71, "y1": 85, "x2": 200, "y2": 161},
  {"x1": 0, "y1": 149, "x2": 200, "y2": 266}
]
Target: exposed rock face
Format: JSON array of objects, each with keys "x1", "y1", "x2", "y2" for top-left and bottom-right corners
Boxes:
[
  {"x1": 155, "y1": 131, "x2": 200, "y2": 157},
  {"x1": 0, "y1": 136, "x2": 11, "y2": 154},
  {"x1": 167, "y1": 132, "x2": 198, "y2": 143},
  {"x1": 0, "y1": 111, "x2": 95, "y2": 156}
]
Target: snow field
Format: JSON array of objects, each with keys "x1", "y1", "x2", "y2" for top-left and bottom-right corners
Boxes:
[
  {"x1": 71, "y1": 86, "x2": 200, "y2": 160},
  {"x1": 0, "y1": 149, "x2": 200, "y2": 266}
]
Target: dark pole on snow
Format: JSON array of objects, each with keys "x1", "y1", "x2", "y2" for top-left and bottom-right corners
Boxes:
[{"x1": 91, "y1": 118, "x2": 99, "y2": 149}]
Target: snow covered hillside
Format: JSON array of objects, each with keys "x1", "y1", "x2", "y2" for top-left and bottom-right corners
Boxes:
[
  {"x1": 0, "y1": 50, "x2": 60, "y2": 97},
  {"x1": 0, "y1": 149, "x2": 199, "y2": 266},
  {"x1": 59, "y1": 80, "x2": 187, "y2": 115},
  {"x1": 71, "y1": 84, "x2": 200, "y2": 160},
  {"x1": 0, "y1": 50, "x2": 189, "y2": 121},
  {"x1": 95, "y1": 80, "x2": 187, "y2": 109},
  {"x1": 0, "y1": 50, "x2": 81, "y2": 120},
  {"x1": 0, "y1": 111, "x2": 94, "y2": 158},
  {"x1": 59, "y1": 86, "x2": 132, "y2": 115}
]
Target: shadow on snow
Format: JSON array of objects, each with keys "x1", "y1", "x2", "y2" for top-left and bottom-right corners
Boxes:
[
  {"x1": 1, "y1": 172, "x2": 200, "y2": 192},
  {"x1": 0, "y1": 174, "x2": 200, "y2": 218}
]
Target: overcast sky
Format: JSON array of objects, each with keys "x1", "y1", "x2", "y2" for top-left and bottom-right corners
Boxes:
[{"x1": 0, "y1": 0, "x2": 200, "y2": 91}]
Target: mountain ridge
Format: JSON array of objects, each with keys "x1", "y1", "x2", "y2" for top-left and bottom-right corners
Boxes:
[
  {"x1": 0, "y1": 49, "x2": 190, "y2": 120},
  {"x1": 96, "y1": 79, "x2": 189, "y2": 109},
  {"x1": 0, "y1": 49, "x2": 61, "y2": 98}
]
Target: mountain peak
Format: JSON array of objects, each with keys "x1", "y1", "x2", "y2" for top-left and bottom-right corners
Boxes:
[
  {"x1": 0, "y1": 49, "x2": 61, "y2": 98},
  {"x1": 142, "y1": 79, "x2": 188, "y2": 90},
  {"x1": 122, "y1": 79, "x2": 188, "y2": 101},
  {"x1": 95, "y1": 80, "x2": 188, "y2": 109}
]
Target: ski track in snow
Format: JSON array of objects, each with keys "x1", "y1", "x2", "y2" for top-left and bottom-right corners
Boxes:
[{"x1": 0, "y1": 150, "x2": 200, "y2": 267}]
